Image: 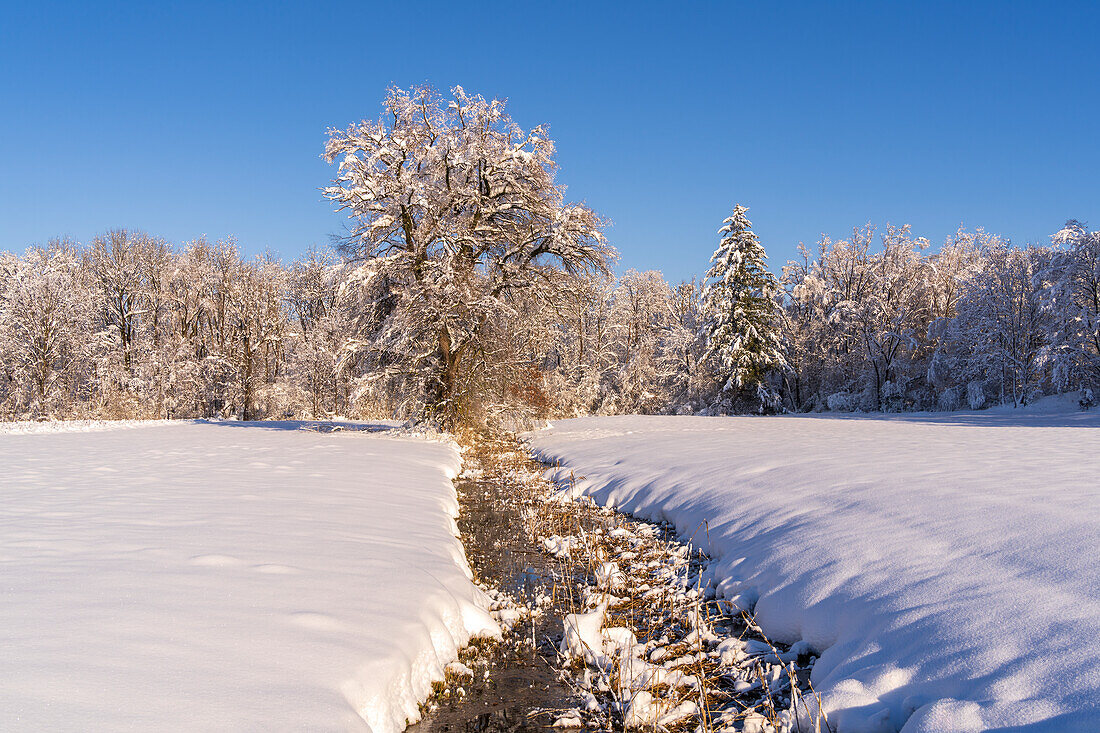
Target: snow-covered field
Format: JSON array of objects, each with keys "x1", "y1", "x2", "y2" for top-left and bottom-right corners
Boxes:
[
  {"x1": 529, "y1": 405, "x2": 1100, "y2": 732},
  {"x1": 0, "y1": 421, "x2": 496, "y2": 732},
  {"x1": 0, "y1": 418, "x2": 177, "y2": 435}
]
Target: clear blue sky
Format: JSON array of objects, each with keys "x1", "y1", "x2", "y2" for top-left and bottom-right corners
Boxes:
[{"x1": 2, "y1": 1, "x2": 1098, "y2": 282}]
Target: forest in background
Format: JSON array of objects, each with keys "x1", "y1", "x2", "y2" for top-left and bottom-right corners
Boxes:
[{"x1": 2, "y1": 86, "x2": 1098, "y2": 425}]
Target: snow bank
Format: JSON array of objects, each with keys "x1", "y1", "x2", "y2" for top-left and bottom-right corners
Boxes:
[
  {"x1": 528, "y1": 411, "x2": 1100, "y2": 732},
  {"x1": 0, "y1": 422, "x2": 496, "y2": 732},
  {"x1": 0, "y1": 418, "x2": 179, "y2": 434}
]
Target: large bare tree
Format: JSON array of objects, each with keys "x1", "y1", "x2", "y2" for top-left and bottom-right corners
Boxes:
[{"x1": 323, "y1": 84, "x2": 613, "y2": 424}]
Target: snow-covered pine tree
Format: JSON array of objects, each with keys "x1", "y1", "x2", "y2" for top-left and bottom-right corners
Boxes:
[{"x1": 701, "y1": 205, "x2": 787, "y2": 411}]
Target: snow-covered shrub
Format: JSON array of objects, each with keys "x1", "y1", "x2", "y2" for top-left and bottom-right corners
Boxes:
[
  {"x1": 881, "y1": 379, "x2": 906, "y2": 412},
  {"x1": 967, "y1": 380, "x2": 986, "y2": 410},
  {"x1": 938, "y1": 386, "x2": 961, "y2": 411},
  {"x1": 827, "y1": 391, "x2": 856, "y2": 412}
]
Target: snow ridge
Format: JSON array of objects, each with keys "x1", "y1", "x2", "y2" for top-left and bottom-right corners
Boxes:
[
  {"x1": 0, "y1": 422, "x2": 497, "y2": 732},
  {"x1": 529, "y1": 413, "x2": 1100, "y2": 732},
  {"x1": 0, "y1": 418, "x2": 181, "y2": 434}
]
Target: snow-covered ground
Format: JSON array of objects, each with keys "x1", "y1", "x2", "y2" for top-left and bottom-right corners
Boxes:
[
  {"x1": 529, "y1": 403, "x2": 1100, "y2": 732},
  {"x1": 0, "y1": 418, "x2": 177, "y2": 435},
  {"x1": 0, "y1": 421, "x2": 497, "y2": 732}
]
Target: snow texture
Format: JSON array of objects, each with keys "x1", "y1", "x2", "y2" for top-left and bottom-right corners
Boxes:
[
  {"x1": 529, "y1": 403, "x2": 1100, "y2": 732},
  {"x1": 0, "y1": 421, "x2": 497, "y2": 732},
  {"x1": 0, "y1": 418, "x2": 177, "y2": 435}
]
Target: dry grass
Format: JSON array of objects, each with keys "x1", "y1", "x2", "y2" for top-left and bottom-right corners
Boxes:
[
  {"x1": 483, "y1": 431, "x2": 834, "y2": 733},
  {"x1": 435, "y1": 429, "x2": 833, "y2": 732}
]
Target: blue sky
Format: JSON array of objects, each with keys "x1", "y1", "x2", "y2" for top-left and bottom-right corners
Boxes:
[{"x1": 2, "y1": 1, "x2": 1098, "y2": 282}]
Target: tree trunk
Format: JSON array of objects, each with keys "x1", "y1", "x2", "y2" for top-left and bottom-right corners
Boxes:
[{"x1": 432, "y1": 327, "x2": 468, "y2": 428}]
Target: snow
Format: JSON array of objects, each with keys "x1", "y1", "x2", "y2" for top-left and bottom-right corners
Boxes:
[
  {"x1": 529, "y1": 405, "x2": 1100, "y2": 732},
  {"x1": 0, "y1": 421, "x2": 497, "y2": 732},
  {"x1": 0, "y1": 418, "x2": 177, "y2": 435},
  {"x1": 623, "y1": 691, "x2": 698, "y2": 729},
  {"x1": 560, "y1": 603, "x2": 609, "y2": 667},
  {"x1": 559, "y1": 601, "x2": 701, "y2": 718}
]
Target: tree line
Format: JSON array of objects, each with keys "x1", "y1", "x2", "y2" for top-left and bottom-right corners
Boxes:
[{"x1": 2, "y1": 85, "x2": 1096, "y2": 424}]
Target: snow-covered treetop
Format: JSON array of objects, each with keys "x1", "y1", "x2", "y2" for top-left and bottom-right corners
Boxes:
[
  {"x1": 322, "y1": 84, "x2": 613, "y2": 292},
  {"x1": 1053, "y1": 219, "x2": 1088, "y2": 245},
  {"x1": 702, "y1": 204, "x2": 775, "y2": 300}
]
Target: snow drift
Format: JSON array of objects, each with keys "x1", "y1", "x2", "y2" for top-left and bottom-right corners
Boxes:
[
  {"x1": 0, "y1": 421, "x2": 496, "y2": 732},
  {"x1": 528, "y1": 408, "x2": 1100, "y2": 732}
]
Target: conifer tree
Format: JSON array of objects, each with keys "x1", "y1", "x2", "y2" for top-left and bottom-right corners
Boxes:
[{"x1": 701, "y1": 204, "x2": 787, "y2": 408}]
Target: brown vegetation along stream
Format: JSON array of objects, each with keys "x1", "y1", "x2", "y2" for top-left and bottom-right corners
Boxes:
[{"x1": 413, "y1": 432, "x2": 829, "y2": 733}]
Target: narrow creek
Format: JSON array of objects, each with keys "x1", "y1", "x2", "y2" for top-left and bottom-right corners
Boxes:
[
  {"x1": 410, "y1": 431, "x2": 830, "y2": 733},
  {"x1": 407, "y1": 431, "x2": 577, "y2": 732}
]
